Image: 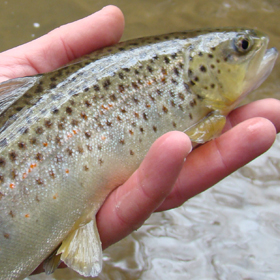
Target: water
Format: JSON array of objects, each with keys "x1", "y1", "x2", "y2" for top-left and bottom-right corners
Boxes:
[{"x1": 0, "y1": 0, "x2": 280, "y2": 279}]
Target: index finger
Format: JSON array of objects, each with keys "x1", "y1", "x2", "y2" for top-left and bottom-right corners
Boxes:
[{"x1": 0, "y1": 5, "x2": 124, "y2": 81}]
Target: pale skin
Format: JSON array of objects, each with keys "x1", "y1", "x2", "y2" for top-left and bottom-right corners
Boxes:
[{"x1": 0, "y1": 5, "x2": 279, "y2": 275}]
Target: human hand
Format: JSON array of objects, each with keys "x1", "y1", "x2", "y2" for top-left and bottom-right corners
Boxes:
[{"x1": 0, "y1": 5, "x2": 279, "y2": 275}]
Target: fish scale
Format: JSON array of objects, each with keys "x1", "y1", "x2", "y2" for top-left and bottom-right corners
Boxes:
[{"x1": 0, "y1": 28, "x2": 277, "y2": 279}]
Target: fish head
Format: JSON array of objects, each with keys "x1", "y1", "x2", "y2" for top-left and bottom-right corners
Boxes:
[{"x1": 183, "y1": 28, "x2": 278, "y2": 114}]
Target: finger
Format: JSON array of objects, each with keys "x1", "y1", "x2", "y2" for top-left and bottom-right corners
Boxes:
[
  {"x1": 0, "y1": 5, "x2": 124, "y2": 82},
  {"x1": 224, "y1": 98, "x2": 280, "y2": 133},
  {"x1": 158, "y1": 117, "x2": 277, "y2": 211},
  {"x1": 97, "y1": 131, "x2": 192, "y2": 249}
]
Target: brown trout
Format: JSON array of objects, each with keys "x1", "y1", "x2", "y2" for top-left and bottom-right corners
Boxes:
[{"x1": 0, "y1": 28, "x2": 277, "y2": 279}]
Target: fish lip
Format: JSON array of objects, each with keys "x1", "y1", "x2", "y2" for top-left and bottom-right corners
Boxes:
[{"x1": 252, "y1": 47, "x2": 278, "y2": 90}]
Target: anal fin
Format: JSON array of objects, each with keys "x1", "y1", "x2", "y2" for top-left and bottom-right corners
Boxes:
[{"x1": 57, "y1": 219, "x2": 102, "y2": 277}]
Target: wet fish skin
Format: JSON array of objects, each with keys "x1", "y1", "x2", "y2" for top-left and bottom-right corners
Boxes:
[{"x1": 0, "y1": 28, "x2": 277, "y2": 279}]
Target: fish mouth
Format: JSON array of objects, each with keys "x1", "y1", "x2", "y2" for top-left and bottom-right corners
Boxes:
[{"x1": 250, "y1": 47, "x2": 278, "y2": 92}]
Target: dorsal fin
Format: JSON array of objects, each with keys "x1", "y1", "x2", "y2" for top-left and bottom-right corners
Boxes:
[{"x1": 0, "y1": 76, "x2": 41, "y2": 115}]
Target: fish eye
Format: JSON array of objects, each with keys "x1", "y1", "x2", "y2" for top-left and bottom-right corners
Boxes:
[{"x1": 234, "y1": 35, "x2": 252, "y2": 53}]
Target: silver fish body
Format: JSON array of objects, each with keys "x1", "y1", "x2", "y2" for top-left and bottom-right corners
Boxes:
[{"x1": 0, "y1": 28, "x2": 277, "y2": 279}]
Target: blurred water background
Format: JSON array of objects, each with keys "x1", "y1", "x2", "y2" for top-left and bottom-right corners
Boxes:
[{"x1": 0, "y1": 0, "x2": 280, "y2": 279}]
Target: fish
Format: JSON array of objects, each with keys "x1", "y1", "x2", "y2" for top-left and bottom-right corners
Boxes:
[{"x1": 0, "y1": 28, "x2": 277, "y2": 279}]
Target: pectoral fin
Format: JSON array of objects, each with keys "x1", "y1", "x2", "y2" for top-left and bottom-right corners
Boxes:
[
  {"x1": 184, "y1": 111, "x2": 226, "y2": 144},
  {"x1": 57, "y1": 219, "x2": 102, "y2": 277}
]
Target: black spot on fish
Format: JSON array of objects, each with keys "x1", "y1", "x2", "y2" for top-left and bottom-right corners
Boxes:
[
  {"x1": 173, "y1": 67, "x2": 179, "y2": 76},
  {"x1": 50, "y1": 83, "x2": 57, "y2": 89},
  {"x1": 44, "y1": 120, "x2": 52, "y2": 128},
  {"x1": 198, "y1": 52, "x2": 203, "y2": 57},
  {"x1": 143, "y1": 113, "x2": 148, "y2": 120},
  {"x1": 52, "y1": 108, "x2": 59, "y2": 114},
  {"x1": 93, "y1": 85, "x2": 100, "y2": 91},
  {"x1": 190, "y1": 99, "x2": 197, "y2": 107},
  {"x1": 162, "y1": 106, "x2": 168, "y2": 113},
  {"x1": 200, "y1": 65, "x2": 207, "y2": 72},
  {"x1": 123, "y1": 68, "x2": 130, "y2": 72},
  {"x1": 184, "y1": 82, "x2": 190, "y2": 91},
  {"x1": 85, "y1": 100, "x2": 92, "y2": 107},
  {"x1": 80, "y1": 112, "x2": 88, "y2": 120},
  {"x1": 178, "y1": 92, "x2": 185, "y2": 100},
  {"x1": 208, "y1": 54, "x2": 214, "y2": 58},
  {"x1": 30, "y1": 138, "x2": 37, "y2": 145},
  {"x1": 35, "y1": 84, "x2": 43, "y2": 93},
  {"x1": 11, "y1": 169, "x2": 18, "y2": 179},
  {"x1": 119, "y1": 84, "x2": 125, "y2": 93},
  {"x1": 147, "y1": 65, "x2": 153, "y2": 73},
  {"x1": 189, "y1": 113, "x2": 193, "y2": 120},
  {"x1": 103, "y1": 79, "x2": 111, "y2": 90},
  {"x1": 0, "y1": 158, "x2": 6, "y2": 167},
  {"x1": 9, "y1": 151, "x2": 17, "y2": 161},
  {"x1": 57, "y1": 122, "x2": 65, "y2": 130},
  {"x1": 132, "y1": 82, "x2": 139, "y2": 89},
  {"x1": 153, "y1": 126, "x2": 157, "y2": 132},
  {"x1": 71, "y1": 119, "x2": 79, "y2": 126},
  {"x1": 130, "y1": 150, "x2": 134, "y2": 155},
  {"x1": 164, "y1": 56, "x2": 170, "y2": 64},
  {"x1": 85, "y1": 131, "x2": 91, "y2": 138},
  {"x1": 36, "y1": 178, "x2": 44, "y2": 185},
  {"x1": 133, "y1": 97, "x2": 139, "y2": 104},
  {"x1": 110, "y1": 94, "x2": 117, "y2": 101},
  {"x1": 156, "y1": 89, "x2": 162, "y2": 96},
  {"x1": 35, "y1": 153, "x2": 44, "y2": 161},
  {"x1": 66, "y1": 107, "x2": 72, "y2": 114},
  {"x1": 18, "y1": 142, "x2": 26, "y2": 149},
  {"x1": 118, "y1": 72, "x2": 124, "y2": 79}
]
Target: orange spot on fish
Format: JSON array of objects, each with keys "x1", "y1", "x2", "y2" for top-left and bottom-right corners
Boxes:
[
  {"x1": 43, "y1": 142, "x2": 48, "y2": 147},
  {"x1": 73, "y1": 129, "x2": 78, "y2": 135},
  {"x1": 101, "y1": 105, "x2": 108, "y2": 110},
  {"x1": 67, "y1": 133, "x2": 73, "y2": 138},
  {"x1": 101, "y1": 136, "x2": 106, "y2": 141},
  {"x1": 147, "y1": 81, "x2": 152, "y2": 85},
  {"x1": 22, "y1": 173, "x2": 27, "y2": 179},
  {"x1": 28, "y1": 168, "x2": 32, "y2": 173},
  {"x1": 30, "y1": 163, "x2": 37, "y2": 169},
  {"x1": 25, "y1": 214, "x2": 30, "y2": 218},
  {"x1": 65, "y1": 169, "x2": 69, "y2": 174},
  {"x1": 9, "y1": 183, "x2": 15, "y2": 189},
  {"x1": 53, "y1": 193, "x2": 58, "y2": 199},
  {"x1": 108, "y1": 103, "x2": 113, "y2": 108}
]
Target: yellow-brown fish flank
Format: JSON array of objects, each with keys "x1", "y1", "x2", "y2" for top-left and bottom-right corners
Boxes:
[{"x1": 0, "y1": 28, "x2": 277, "y2": 279}]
